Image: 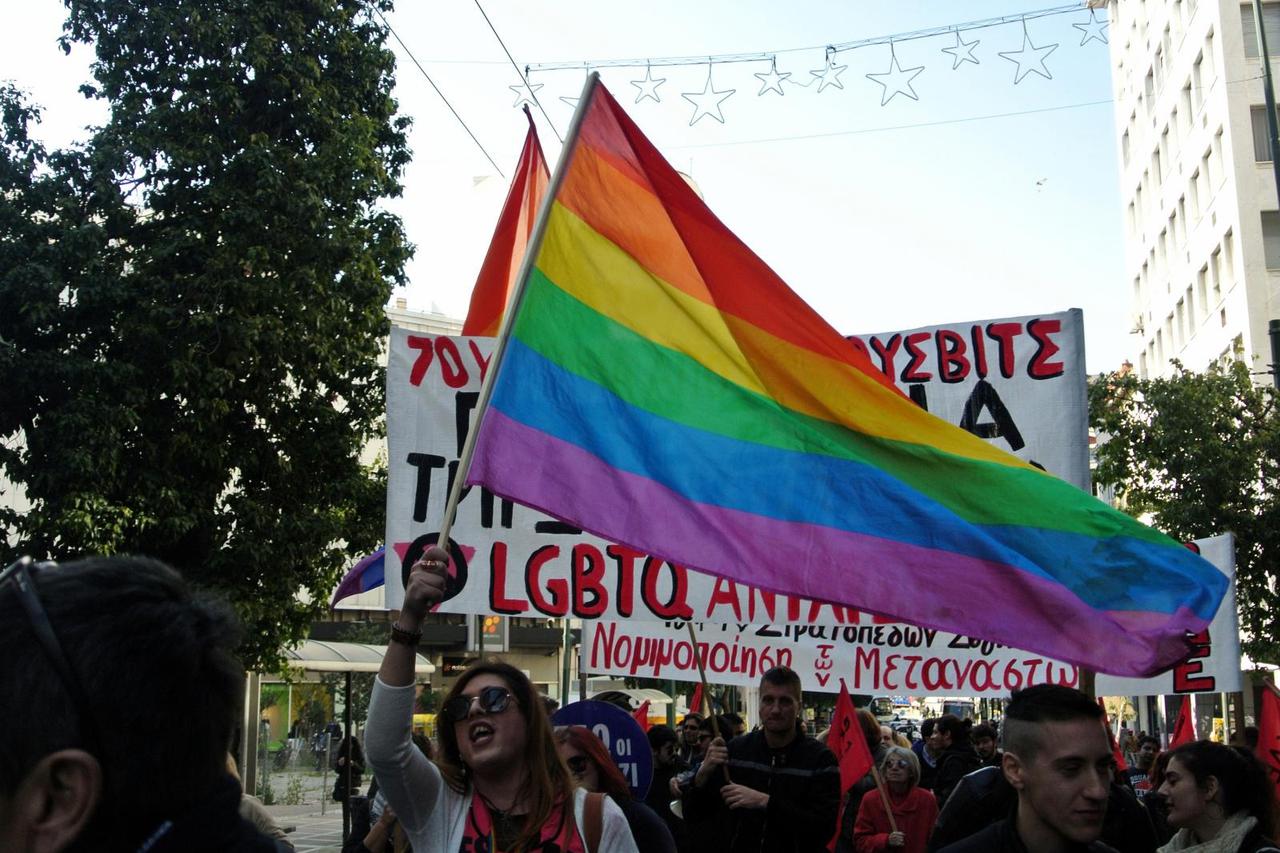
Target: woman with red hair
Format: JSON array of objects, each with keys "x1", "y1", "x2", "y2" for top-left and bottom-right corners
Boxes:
[{"x1": 554, "y1": 725, "x2": 676, "y2": 853}]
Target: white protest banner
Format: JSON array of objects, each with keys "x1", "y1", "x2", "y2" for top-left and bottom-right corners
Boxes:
[
  {"x1": 1096, "y1": 533, "x2": 1241, "y2": 696},
  {"x1": 847, "y1": 308, "x2": 1088, "y2": 491},
  {"x1": 581, "y1": 535, "x2": 1238, "y2": 696},
  {"x1": 384, "y1": 309, "x2": 1087, "y2": 619},
  {"x1": 582, "y1": 618, "x2": 1081, "y2": 697}
]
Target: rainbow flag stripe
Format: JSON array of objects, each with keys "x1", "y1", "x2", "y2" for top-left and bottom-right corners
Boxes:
[{"x1": 467, "y1": 81, "x2": 1226, "y2": 677}]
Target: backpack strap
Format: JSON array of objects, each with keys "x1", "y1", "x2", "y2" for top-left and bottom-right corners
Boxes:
[{"x1": 583, "y1": 791, "x2": 605, "y2": 853}]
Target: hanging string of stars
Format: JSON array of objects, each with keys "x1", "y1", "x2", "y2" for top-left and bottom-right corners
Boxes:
[{"x1": 510, "y1": 3, "x2": 1110, "y2": 126}]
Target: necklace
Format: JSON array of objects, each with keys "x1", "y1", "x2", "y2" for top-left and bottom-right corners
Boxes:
[{"x1": 476, "y1": 789, "x2": 527, "y2": 851}]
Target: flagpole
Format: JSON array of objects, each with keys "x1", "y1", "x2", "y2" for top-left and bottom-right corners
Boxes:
[
  {"x1": 868, "y1": 766, "x2": 900, "y2": 836},
  {"x1": 434, "y1": 72, "x2": 601, "y2": 549},
  {"x1": 686, "y1": 621, "x2": 731, "y2": 782}
]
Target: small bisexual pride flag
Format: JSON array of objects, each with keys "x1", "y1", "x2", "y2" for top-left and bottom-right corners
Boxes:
[
  {"x1": 331, "y1": 547, "x2": 386, "y2": 607},
  {"x1": 464, "y1": 76, "x2": 1227, "y2": 678}
]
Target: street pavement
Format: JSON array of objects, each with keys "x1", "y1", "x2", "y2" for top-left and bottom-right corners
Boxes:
[{"x1": 265, "y1": 804, "x2": 345, "y2": 852}]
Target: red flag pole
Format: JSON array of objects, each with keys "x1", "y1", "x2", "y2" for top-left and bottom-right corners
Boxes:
[
  {"x1": 434, "y1": 74, "x2": 600, "y2": 549},
  {"x1": 869, "y1": 765, "x2": 899, "y2": 835},
  {"x1": 685, "y1": 621, "x2": 730, "y2": 782}
]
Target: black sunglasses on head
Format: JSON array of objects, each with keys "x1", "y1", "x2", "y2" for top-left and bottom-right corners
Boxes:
[
  {"x1": 1, "y1": 557, "x2": 102, "y2": 759},
  {"x1": 443, "y1": 685, "x2": 514, "y2": 722}
]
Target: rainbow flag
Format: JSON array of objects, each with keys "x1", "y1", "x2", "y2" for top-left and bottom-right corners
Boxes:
[{"x1": 465, "y1": 78, "x2": 1226, "y2": 678}]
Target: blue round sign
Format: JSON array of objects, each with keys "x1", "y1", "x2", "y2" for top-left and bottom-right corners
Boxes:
[{"x1": 552, "y1": 700, "x2": 653, "y2": 799}]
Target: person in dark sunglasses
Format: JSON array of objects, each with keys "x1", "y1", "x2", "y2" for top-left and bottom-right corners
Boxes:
[
  {"x1": 553, "y1": 725, "x2": 675, "y2": 853},
  {"x1": 851, "y1": 746, "x2": 937, "y2": 853},
  {"x1": 366, "y1": 544, "x2": 639, "y2": 852},
  {"x1": 0, "y1": 555, "x2": 279, "y2": 852}
]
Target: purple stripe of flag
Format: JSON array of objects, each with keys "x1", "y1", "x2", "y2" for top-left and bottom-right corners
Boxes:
[{"x1": 469, "y1": 410, "x2": 1204, "y2": 675}]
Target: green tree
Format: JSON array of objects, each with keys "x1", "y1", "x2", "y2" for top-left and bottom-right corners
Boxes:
[
  {"x1": 0, "y1": 0, "x2": 410, "y2": 670},
  {"x1": 1089, "y1": 361, "x2": 1280, "y2": 664}
]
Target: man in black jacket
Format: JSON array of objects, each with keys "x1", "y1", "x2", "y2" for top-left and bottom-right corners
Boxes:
[
  {"x1": 937, "y1": 684, "x2": 1119, "y2": 853},
  {"x1": 685, "y1": 666, "x2": 840, "y2": 852}
]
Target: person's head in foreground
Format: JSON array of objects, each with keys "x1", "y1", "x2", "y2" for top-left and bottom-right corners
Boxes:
[
  {"x1": 1000, "y1": 683, "x2": 1112, "y2": 850},
  {"x1": 554, "y1": 725, "x2": 631, "y2": 801},
  {"x1": 435, "y1": 659, "x2": 575, "y2": 849},
  {"x1": 0, "y1": 555, "x2": 245, "y2": 853},
  {"x1": 1158, "y1": 739, "x2": 1277, "y2": 847}
]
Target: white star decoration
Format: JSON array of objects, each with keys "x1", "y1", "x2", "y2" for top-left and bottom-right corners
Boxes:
[
  {"x1": 999, "y1": 27, "x2": 1058, "y2": 84},
  {"x1": 682, "y1": 65, "x2": 735, "y2": 125},
  {"x1": 754, "y1": 56, "x2": 791, "y2": 96},
  {"x1": 509, "y1": 80, "x2": 543, "y2": 108},
  {"x1": 630, "y1": 64, "x2": 666, "y2": 104},
  {"x1": 809, "y1": 52, "x2": 848, "y2": 93},
  {"x1": 866, "y1": 47, "x2": 925, "y2": 105},
  {"x1": 941, "y1": 30, "x2": 980, "y2": 70},
  {"x1": 1073, "y1": 9, "x2": 1109, "y2": 46}
]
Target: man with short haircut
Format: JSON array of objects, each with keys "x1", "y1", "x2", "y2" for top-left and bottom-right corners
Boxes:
[
  {"x1": 1122, "y1": 736, "x2": 1160, "y2": 801},
  {"x1": 972, "y1": 723, "x2": 1002, "y2": 768},
  {"x1": 685, "y1": 666, "x2": 840, "y2": 852},
  {"x1": 0, "y1": 556, "x2": 276, "y2": 852},
  {"x1": 938, "y1": 684, "x2": 1118, "y2": 853},
  {"x1": 678, "y1": 712, "x2": 705, "y2": 765}
]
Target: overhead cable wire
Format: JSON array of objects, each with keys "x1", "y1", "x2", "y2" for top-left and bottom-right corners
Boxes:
[
  {"x1": 374, "y1": 7, "x2": 506, "y2": 177},
  {"x1": 472, "y1": 0, "x2": 564, "y2": 143}
]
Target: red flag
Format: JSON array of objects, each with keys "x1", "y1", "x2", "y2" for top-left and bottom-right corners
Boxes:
[
  {"x1": 1169, "y1": 698, "x2": 1196, "y2": 748},
  {"x1": 1255, "y1": 683, "x2": 1280, "y2": 792},
  {"x1": 461, "y1": 108, "x2": 550, "y2": 336},
  {"x1": 830, "y1": 685, "x2": 875, "y2": 790},
  {"x1": 632, "y1": 700, "x2": 651, "y2": 733},
  {"x1": 827, "y1": 685, "x2": 875, "y2": 851},
  {"x1": 690, "y1": 683, "x2": 704, "y2": 717},
  {"x1": 1098, "y1": 699, "x2": 1128, "y2": 771}
]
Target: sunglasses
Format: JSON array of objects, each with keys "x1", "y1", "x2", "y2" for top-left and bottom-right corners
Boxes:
[
  {"x1": 884, "y1": 758, "x2": 912, "y2": 770},
  {"x1": 1, "y1": 558, "x2": 101, "y2": 758},
  {"x1": 697, "y1": 733, "x2": 713, "y2": 742},
  {"x1": 566, "y1": 755, "x2": 591, "y2": 774},
  {"x1": 443, "y1": 685, "x2": 514, "y2": 722}
]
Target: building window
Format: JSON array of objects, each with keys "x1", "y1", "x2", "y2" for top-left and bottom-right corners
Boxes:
[
  {"x1": 1262, "y1": 210, "x2": 1280, "y2": 268},
  {"x1": 1123, "y1": 129, "x2": 1131, "y2": 165},
  {"x1": 1185, "y1": 285, "x2": 1195, "y2": 334},
  {"x1": 1241, "y1": 2, "x2": 1280, "y2": 58},
  {"x1": 1197, "y1": 264, "x2": 1210, "y2": 315},
  {"x1": 1192, "y1": 55, "x2": 1204, "y2": 113},
  {"x1": 1251, "y1": 106, "x2": 1279, "y2": 160},
  {"x1": 1211, "y1": 246, "x2": 1224, "y2": 301}
]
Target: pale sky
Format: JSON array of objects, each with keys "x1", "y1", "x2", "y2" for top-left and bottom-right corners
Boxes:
[{"x1": 2, "y1": 1, "x2": 1131, "y2": 372}]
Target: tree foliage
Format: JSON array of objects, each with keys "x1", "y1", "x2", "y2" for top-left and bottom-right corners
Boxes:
[
  {"x1": 0, "y1": 0, "x2": 411, "y2": 670},
  {"x1": 1089, "y1": 361, "x2": 1280, "y2": 664}
]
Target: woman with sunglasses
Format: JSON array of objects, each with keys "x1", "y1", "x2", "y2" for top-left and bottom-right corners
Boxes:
[
  {"x1": 366, "y1": 545, "x2": 639, "y2": 852},
  {"x1": 851, "y1": 746, "x2": 937, "y2": 853},
  {"x1": 554, "y1": 725, "x2": 677, "y2": 853}
]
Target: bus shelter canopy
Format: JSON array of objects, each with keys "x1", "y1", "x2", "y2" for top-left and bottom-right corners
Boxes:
[{"x1": 283, "y1": 640, "x2": 435, "y2": 675}]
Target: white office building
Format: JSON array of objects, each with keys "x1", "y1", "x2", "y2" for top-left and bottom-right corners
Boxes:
[{"x1": 1105, "y1": 0, "x2": 1280, "y2": 378}]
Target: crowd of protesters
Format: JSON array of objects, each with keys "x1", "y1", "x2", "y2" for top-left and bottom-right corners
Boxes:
[{"x1": 6, "y1": 548, "x2": 1280, "y2": 853}]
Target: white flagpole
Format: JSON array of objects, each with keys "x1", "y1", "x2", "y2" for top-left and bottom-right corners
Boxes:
[{"x1": 435, "y1": 71, "x2": 601, "y2": 549}]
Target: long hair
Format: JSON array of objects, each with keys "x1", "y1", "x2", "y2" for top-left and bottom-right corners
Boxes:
[
  {"x1": 435, "y1": 660, "x2": 575, "y2": 849},
  {"x1": 935, "y1": 714, "x2": 973, "y2": 747},
  {"x1": 1166, "y1": 739, "x2": 1277, "y2": 838},
  {"x1": 554, "y1": 725, "x2": 631, "y2": 800}
]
